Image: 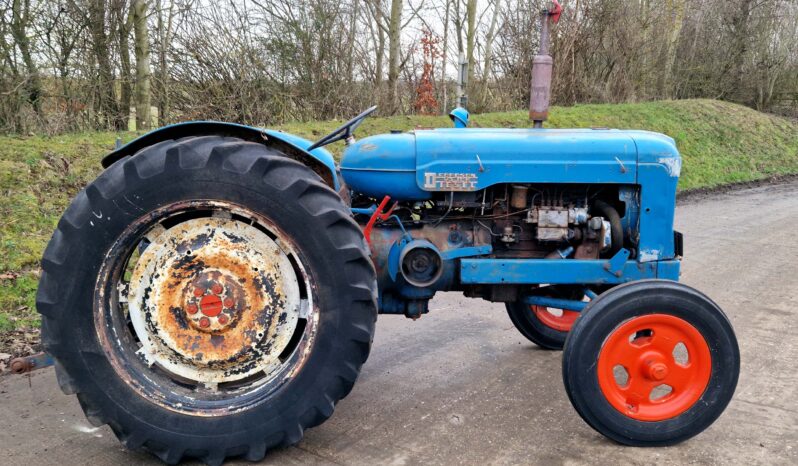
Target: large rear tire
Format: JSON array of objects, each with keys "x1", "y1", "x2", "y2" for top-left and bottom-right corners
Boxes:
[{"x1": 36, "y1": 136, "x2": 378, "y2": 464}]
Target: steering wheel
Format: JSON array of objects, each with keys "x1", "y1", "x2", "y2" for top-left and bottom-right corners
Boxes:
[{"x1": 307, "y1": 105, "x2": 378, "y2": 151}]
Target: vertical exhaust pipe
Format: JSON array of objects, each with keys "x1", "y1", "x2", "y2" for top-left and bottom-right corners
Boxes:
[{"x1": 529, "y1": 1, "x2": 562, "y2": 128}]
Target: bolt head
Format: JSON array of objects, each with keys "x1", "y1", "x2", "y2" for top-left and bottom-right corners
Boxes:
[
  {"x1": 199, "y1": 317, "x2": 210, "y2": 328},
  {"x1": 193, "y1": 287, "x2": 205, "y2": 297},
  {"x1": 647, "y1": 362, "x2": 669, "y2": 381},
  {"x1": 187, "y1": 304, "x2": 198, "y2": 314}
]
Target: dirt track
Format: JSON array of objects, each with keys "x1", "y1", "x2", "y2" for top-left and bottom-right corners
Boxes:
[{"x1": 1, "y1": 181, "x2": 797, "y2": 465}]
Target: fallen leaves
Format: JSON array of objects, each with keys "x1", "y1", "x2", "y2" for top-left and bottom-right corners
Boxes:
[
  {"x1": 0, "y1": 328, "x2": 41, "y2": 372},
  {"x1": 0, "y1": 271, "x2": 20, "y2": 281}
]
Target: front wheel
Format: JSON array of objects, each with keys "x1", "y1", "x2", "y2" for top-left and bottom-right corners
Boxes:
[
  {"x1": 505, "y1": 286, "x2": 589, "y2": 350},
  {"x1": 562, "y1": 280, "x2": 739, "y2": 446},
  {"x1": 36, "y1": 136, "x2": 378, "y2": 464}
]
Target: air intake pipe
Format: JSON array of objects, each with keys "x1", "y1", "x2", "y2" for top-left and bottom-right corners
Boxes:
[{"x1": 529, "y1": 1, "x2": 562, "y2": 128}]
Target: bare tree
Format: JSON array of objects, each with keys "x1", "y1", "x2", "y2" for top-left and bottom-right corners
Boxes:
[
  {"x1": 88, "y1": 0, "x2": 123, "y2": 129},
  {"x1": 9, "y1": 0, "x2": 43, "y2": 117},
  {"x1": 478, "y1": 0, "x2": 501, "y2": 107},
  {"x1": 132, "y1": 0, "x2": 150, "y2": 130},
  {"x1": 1, "y1": 0, "x2": 796, "y2": 134},
  {"x1": 113, "y1": 0, "x2": 132, "y2": 130},
  {"x1": 464, "y1": 0, "x2": 476, "y2": 97},
  {"x1": 387, "y1": 0, "x2": 403, "y2": 113}
]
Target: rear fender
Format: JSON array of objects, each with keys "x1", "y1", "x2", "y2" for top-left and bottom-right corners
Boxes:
[{"x1": 101, "y1": 121, "x2": 339, "y2": 190}]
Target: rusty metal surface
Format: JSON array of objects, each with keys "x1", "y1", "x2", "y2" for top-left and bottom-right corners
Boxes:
[
  {"x1": 529, "y1": 56, "x2": 553, "y2": 124},
  {"x1": 127, "y1": 216, "x2": 301, "y2": 386},
  {"x1": 529, "y1": 5, "x2": 555, "y2": 125},
  {"x1": 91, "y1": 200, "x2": 319, "y2": 416},
  {"x1": 9, "y1": 352, "x2": 54, "y2": 374},
  {"x1": 510, "y1": 185, "x2": 528, "y2": 209},
  {"x1": 368, "y1": 222, "x2": 491, "y2": 284}
]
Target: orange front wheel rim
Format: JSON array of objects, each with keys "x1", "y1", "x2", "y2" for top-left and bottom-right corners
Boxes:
[
  {"x1": 531, "y1": 306, "x2": 579, "y2": 332},
  {"x1": 597, "y1": 314, "x2": 712, "y2": 421}
]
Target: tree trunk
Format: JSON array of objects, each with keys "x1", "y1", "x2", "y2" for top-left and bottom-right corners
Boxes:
[
  {"x1": 155, "y1": 0, "x2": 173, "y2": 126},
  {"x1": 465, "y1": 0, "x2": 477, "y2": 101},
  {"x1": 10, "y1": 0, "x2": 44, "y2": 118},
  {"x1": 440, "y1": 0, "x2": 450, "y2": 113},
  {"x1": 658, "y1": 0, "x2": 686, "y2": 98},
  {"x1": 133, "y1": 0, "x2": 151, "y2": 131},
  {"x1": 89, "y1": 0, "x2": 122, "y2": 130},
  {"x1": 118, "y1": 1, "x2": 133, "y2": 131},
  {"x1": 719, "y1": 0, "x2": 753, "y2": 101},
  {"x1": 479, "y1": 0, "x2": 501, "y2": 107},
  {"x1": 375, "y1": 28, "x2": 385, "y2": 86},
  {"x1": 346, "y1": 0, "x2": 359, "y2": 85},
  {"x1": 387, "y1": 0, "x2": 403, "y2": 114}
]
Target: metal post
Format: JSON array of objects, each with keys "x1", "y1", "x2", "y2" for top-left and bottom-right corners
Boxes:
[{"x1": 457, "y1": 52, "x2": 468, "y2": 109}]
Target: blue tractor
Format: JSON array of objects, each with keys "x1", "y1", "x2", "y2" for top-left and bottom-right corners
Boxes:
[{"x1": 36, "y1": 2, "x2": 738, "y2": 463}]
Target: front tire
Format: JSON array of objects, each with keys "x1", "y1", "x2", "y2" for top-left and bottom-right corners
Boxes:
[
  {"x1": 505, "y1": 286, "x2": 586, "y2": 350},
  {"x1": 562, "y1": 280, "x2": 739, "y2": 446},
  {"x1": 36, "y1": 136, "x2": 378, "y2": 464}
]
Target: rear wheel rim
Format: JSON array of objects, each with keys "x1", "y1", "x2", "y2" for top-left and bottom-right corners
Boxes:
[
  {"x1": 596, "y1": 313, "x2": 712, "y2": 421},
  {"x1": 96, "y1": 201, "x2": 317, "y2": 415},
  {"x1": 530, "y1": 305, "x2": 578, "y2": 332}
]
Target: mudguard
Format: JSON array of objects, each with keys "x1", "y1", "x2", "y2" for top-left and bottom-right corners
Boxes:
[{"x1": 101, "y1": 121, "x2": 339, "y2": 189}]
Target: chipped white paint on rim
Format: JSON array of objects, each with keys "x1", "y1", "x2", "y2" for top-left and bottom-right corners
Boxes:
[{"x1": 127, "y1": 217, "x2": 301, "y2": 385}]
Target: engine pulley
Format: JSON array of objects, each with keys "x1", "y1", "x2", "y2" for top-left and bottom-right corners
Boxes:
[{"x1": 399, "y1": 240, "x2": 444, "y2": 287}]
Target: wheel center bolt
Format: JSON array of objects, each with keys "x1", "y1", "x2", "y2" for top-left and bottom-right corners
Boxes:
[
  {"x1": 200, "y1": 294, "x2": 223, "y2": 317},
  {"x1": 185, "y1": 278, "x2": 239, "y2": 331},
  {"x1": 646, "y1": 361, "x2": 669, "y2": 381}
]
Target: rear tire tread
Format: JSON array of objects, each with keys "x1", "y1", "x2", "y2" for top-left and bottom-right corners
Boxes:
[{"x1": 37, "y1": 135, "x2": 378, "y2": 464}]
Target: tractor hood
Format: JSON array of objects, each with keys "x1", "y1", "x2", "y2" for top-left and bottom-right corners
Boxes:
[{"x1": 340, "y1": 128, "x2": 679, "y2": 201}]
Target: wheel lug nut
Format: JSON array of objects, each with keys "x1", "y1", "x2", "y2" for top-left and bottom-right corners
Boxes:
[
  {"x1": 193, "y1": 287, "x2": 204, "y2": 297},
  {"x1": 223, "y1": 298, "x2": 234, "y2": 307},
  {"x1": 646, "y1": 361, "x2": 669, "y2": 381},
  {"x1": 199, "y1": 317, "x2": 210, "y2": 328},
  {"x1": 187, "y1": 304, "x2": 198, "y2": 314},
  {"x1": 218, "y1": 314, "x2": 229, "y2": 324},
  {"x1": 212, "y1": 284, "x2": 223, "y2": 295}
]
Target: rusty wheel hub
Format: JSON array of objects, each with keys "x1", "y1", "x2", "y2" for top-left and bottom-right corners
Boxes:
[
  {"x1": 184, "y1": 272, "x2": 244, "y2": 331},
  {"x1": 127, "y1": 216, "x2": 303, "y2": 387}
]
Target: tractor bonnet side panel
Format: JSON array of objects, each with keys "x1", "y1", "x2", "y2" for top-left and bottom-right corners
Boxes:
[
  {"x1": 415, "y1": 128, "x2": 637, "y2": 191},
  {"x1": 340, "y1": 133, "x2": 431, "y2": 200}
]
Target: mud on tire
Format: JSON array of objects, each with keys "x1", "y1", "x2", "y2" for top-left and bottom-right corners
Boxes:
[{"x1": 36, "y1": 136, "x2": 378, "y2": 464}]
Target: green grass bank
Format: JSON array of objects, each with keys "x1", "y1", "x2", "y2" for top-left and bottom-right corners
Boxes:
[{"x1": 1, "y1": 99, "x2": 797, "y2": 337}]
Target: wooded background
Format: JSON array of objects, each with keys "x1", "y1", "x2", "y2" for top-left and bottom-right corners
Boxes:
[{"x1": 1, "y1": 0, "x2": 797, "y2": 135}]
